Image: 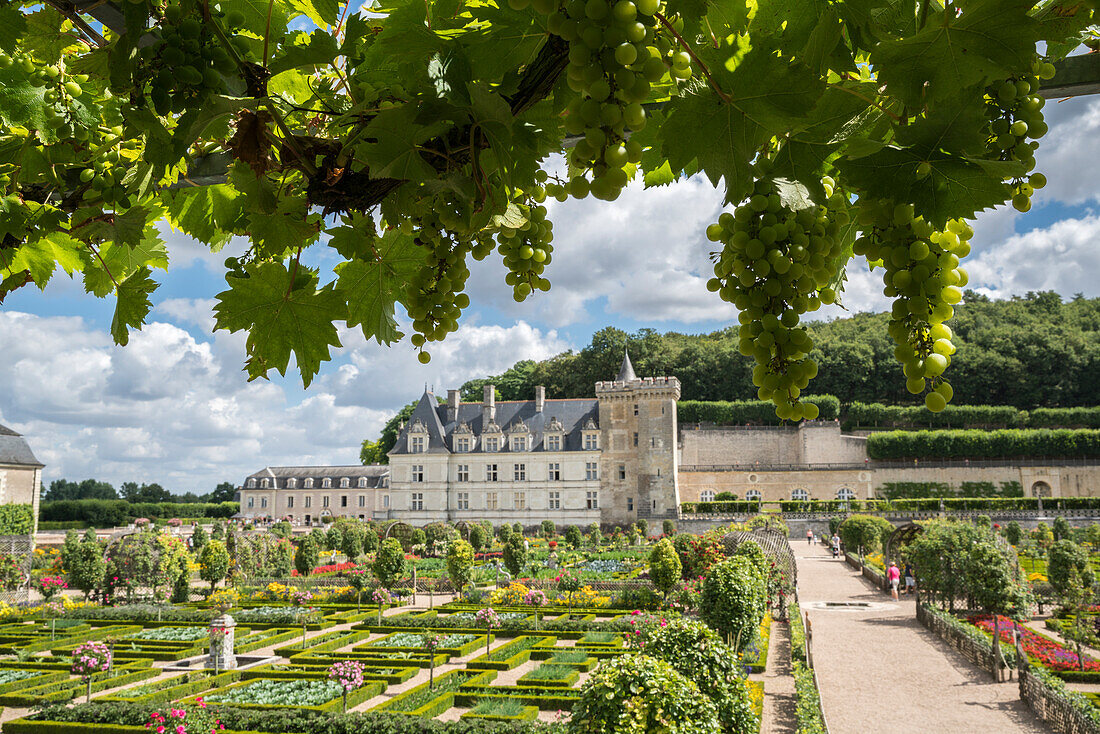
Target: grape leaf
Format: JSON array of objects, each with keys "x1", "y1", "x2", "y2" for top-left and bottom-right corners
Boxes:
[
  {"x1": 111, "y1": 266, "x2": 158, "y2": 346},
  {"x1": 163, "y1": 184, "x2": 245, "y2": 248},
  {"x1": 334, "y1": 228, "x2": 419, "y2": 344},
  {"x1": 247, "y1": 197, "x2": 321, "y2": 259},
  {"x1": 81, "y1": 225, "x2": 170, "y2": 297},
  {"x1": 10, "y1": 232, "x2": 84, "y2": 287},
  {"x1": 361, "y1": 104, "x2": 452, "y2": 181},
  {"x1": 0, "y1": 67, "x2": 49, "y2": 132},
  {"x1": 663, "y1": 44, "x2": 823, "y2": 202},
  {"x1": 287, "y1": 0, "x2": 339, "y2": 28},
  {"x1": 895, "y1": 95, "x2": 989, "y2": 156},
  {"x1": 213, "y1": 261, "x2": 345, "y2": 387},
  {"x1": 871, "y1": 0, "x2": 1041, "y2": 107},
  {"x1": 0, "y1": 5, "x2": 27, "y2": 48},
  {"x1": 268, "y1": 30, "x2": 339, "y2": 75},
  {"x1": 837, "y1": 145, "x2": 1013, "y2": 227}
]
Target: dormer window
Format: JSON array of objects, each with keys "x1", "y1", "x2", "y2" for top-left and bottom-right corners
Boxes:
[
  {"x1": 583, "y1": 433, "x2": 599, "y2": 450},
  {"x1": 485, "y1": 437, "x2": 499, "y2": 452},
  {"x1": 358, "y1": 477, "x2": 368, "y2": 488},
  {"x1": 455, "y1": 437, "x2": 470, "y2": 453},
  {"x1": 545, "y1": 434, "x2": 561, "y2": 451},
  {"x1": 410, "y1": 436, "x2": 425, "y2": 453},
  {"x1": 286, "y1": 477, "x2": 296, "y2": 489},
  {"x1": 304, "y1": 478, "x2": 314, "y2": 488},
  {"x1": 260, "y1": 478, "x2": 270, "y2": 488},
  {"x1": 512, "y1": 436, "x2": 527, "y2": 452},
  {"x1": 322, "y1": 477, "x2": 332, "y2": 488},
  {"x1": 340, "y1": 477, "x2": 350, "y2": 488},
  {"x1": 247, "y1": 478, "x2": 256, "y2": 488}
]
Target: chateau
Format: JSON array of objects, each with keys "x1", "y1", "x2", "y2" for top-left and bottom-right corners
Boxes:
[
  {"x1": 238, "y1": 355, "x2": 1100, "y2": 526},
  {"x1": 0, "y1": 424, "x2": 44, "y2": 533}
]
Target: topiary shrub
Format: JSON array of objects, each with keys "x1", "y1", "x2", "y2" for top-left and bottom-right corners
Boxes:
[
  {"x1": 648, "y1": 538, "x2": 682, "y2": 600},
  {"x1": 700, "y1": 556, "x2": 766, "y2": 651},
  {"x1": 293, "y1": 533, "x2": 319, "y2": 577},
  {"x1": 503, "y1": 534, "x2": 527, "y2": 577},
  {"x1": 628, "y1": 616, "x2": 758, "y2": 734},
  {"x1": 570, "y1": 654, "x2": 721, "y2": 734}
]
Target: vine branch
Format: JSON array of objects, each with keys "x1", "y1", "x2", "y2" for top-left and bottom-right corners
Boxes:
[
  {"x1": 827, "y1": 82, "x2": 902, "y2": 122},
  {"x1": 654, "y1": 12, "x2": 731, "y2": 104}
]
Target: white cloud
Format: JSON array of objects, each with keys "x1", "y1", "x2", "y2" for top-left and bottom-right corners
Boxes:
[
  {"x1": 965, "y1": 214, "x2": 1100, "y2": 299},
  {"x1": 0, "y1": 310, "x2": 393, "y2": 492},
  {"x1": 1030, "y1": 96, "x2": 1100, "y2": 207},
  {"x1": 464, "y1": 174, "x2": 731, "y2": 326},
  {"x1": 324, "y1": 320, "x2": 572, "y2": 409}
]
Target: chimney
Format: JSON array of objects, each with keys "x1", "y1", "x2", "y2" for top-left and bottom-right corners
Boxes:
[
  {"x1": 447, "y1": 389, "x2": 460, "y2": 422},
  {"x1": 535, "y1": 385, "x2": 545, "y2": 413},
  {"x1": 482, "y1": 384, "x2": 496, "y2": 423}
]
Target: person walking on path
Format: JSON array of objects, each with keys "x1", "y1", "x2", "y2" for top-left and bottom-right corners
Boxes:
[
  {"x1": 807, "y1": 529, "x2": 814, "y2": 545},
  {"x1": 904, "y1": 563, "x2": 916, "y2": 595},
  {"x1": 831, "y1": 533, "x2": 841, "y2": 558},
  {"x1": 887, "y1": 562, "x2": 901, "y2": 601}
]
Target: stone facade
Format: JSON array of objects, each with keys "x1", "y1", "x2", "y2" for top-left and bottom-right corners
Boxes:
[
  {"x1": 0, "y1": 424, "x2": 43, "y2": 533},
  {"x1": 239, "y1": 466, "x2": 389, "y2": 524}
]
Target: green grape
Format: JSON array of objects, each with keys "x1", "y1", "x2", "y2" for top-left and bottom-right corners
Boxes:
[
  {"x1": 706, "y1": 173, "x2": 850, "y2": 421},
  {"x1": 855, "y1": 198, "x2": 973, "y2": 412},
  {"x1": 983, "y1": 59, "x2": 1048, "y2": 214}
]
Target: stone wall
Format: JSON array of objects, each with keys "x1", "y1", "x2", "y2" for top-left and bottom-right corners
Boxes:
[
  {"x1": 679, "y1": 468, "x2": 873, "y2": 502},
  {"x1": 678, "y1": 422, "x2": 867, "y2": 468}
]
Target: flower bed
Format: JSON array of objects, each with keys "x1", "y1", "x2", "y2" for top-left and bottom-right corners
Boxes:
[
  {"x1": 969, "y1": 615, "x2": 1091, "y2": 671},
  {"x1": 368, "y1": 632, "x2": 476, "y2": 649},
  {"x1": 204, "y1": 678, "x2": 344, "y2": 707},
  {"x1": 130, "y1": 626, "x2": 209, "y2": 642}
]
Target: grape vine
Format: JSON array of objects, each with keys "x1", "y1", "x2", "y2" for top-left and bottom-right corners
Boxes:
[{"x1": 0, "y1": 0, "x2": 1095, "y2": 403}]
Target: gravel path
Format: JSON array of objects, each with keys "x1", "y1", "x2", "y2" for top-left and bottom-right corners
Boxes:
[{"x1": 794, "y1": 542, "x2": 1049, "y2": 734}]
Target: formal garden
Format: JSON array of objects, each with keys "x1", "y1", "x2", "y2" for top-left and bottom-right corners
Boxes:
[{"x1": 0, "y1": 516, "x2": 815, "y2": 734}]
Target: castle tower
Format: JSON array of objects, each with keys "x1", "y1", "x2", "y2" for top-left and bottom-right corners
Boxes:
[{"x1": 595, "y1": 351, "x2": 681, "y2": 525}]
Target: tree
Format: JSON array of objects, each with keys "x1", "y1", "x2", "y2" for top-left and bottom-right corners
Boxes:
[
  {"x1": 663, "y1": 520, "x2": 676, "y2": 537},
  {"x1": 498, "y1": 524, "x2": 513, "y2": 544},
  {"x1": 374, "y1": 538, "x2": 407, "y2": 589},
  {"x1": 570, "y1": 655, "x2": 720, "y2": 734},
  {"x1": 1053, "y1": 516, "x2": 1072, "y2": 542},
  {"x1": 340, "y1": 521, "x2": 367, "y2": 559},
  {"x1": 648, "y1": 539, "x2": 682, "y2": 600},
  {"x1": 565, "y1": 526, "x2": 583, "y2": 549},
  {"x1": 198, "y1": 540, "x2": 230, "y2": 592},
  {"x1": 64, "y1": 529, "x2": 106, "y2": 600},
  {"x1": 964, "y1": 534, "x2": 1032, "y2": 678},
  {"x1": 838, "y1": 515, "x2": 894, "y2": 559},
  {"x1": 541, "y1": 520, "x2": 556, "y2": 538},
  {"x1": 1033, "y1": 522, "x2": 1055, "y2": 550},
  {"x1": 446, "y1": 540, "x2": 475, "y2": 593},
  {"x1": 469, "y1": 524, "x2": 487, "y2": 553},
  {"x1": 118, "y1": 482, "x2": 172, "y2": 503},
  {"x1": 700, "y1": 557, "x2": 767, "y2": 651},
  {"x1": 359, "y1": 439, "x2": 386, "y2": 465},
  {"x1": 512, "y1": 522, "x2": 523, "y2": 535},
  {"x1": 190, "y1": 524, "x2": 208, "y2": 552},
  {"x1": 45, "y1": 479, "x2": 117, "y2": 501},
  {"x1": 3, "y1": 0, "x2": 1083, "y2": 417},
  {"x1": 207, "y1": 483, "x2": 237, "y2": 504},
  {"x1": 1004, "y1": 521, "x2": 1022, "y2": 546},
  {"x1": 503, "y1": 534, "x2": 527, "y2": 577},
  {"x1": 1049, "y1": 539, "x2": 1095, "y2": 671},
  {"x1": 272, "y1": 539, "x2": 295, "y2": 577},
  {"x1": 294, "y1": 534, "x2": 320, "y2": 577},
  {"x1": 587, "y1": 524, "x2": 603, "y2": 548},
  {"x1": 637, "y1": 519, "x2": 649, "y2": 539}
]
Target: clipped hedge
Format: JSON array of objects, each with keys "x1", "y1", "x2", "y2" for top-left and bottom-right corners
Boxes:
[
  {"x1": 866, "y1": 428, "x2": 1100, "y2": 460},
  {"x1": 39, "y1": 500, "x2": 238, "y2": 526},
  {"x1": 845, "y1": 403, "x2": 1100, "y2": 430},
  {"x1": 678, "y1": 395, "x2": 840, "y2": 426},
  {"x1": 792, "y1": 661, "x2": 826, "y2": 734}
]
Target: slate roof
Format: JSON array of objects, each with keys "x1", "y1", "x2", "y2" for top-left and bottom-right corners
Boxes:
[
  {"x1": 246, "y1": 464, "x2": 389, "y2": 489},
  {"x1": 390, "y1": 389, "x2": 599, "y2": 455},
  {"x1": 617, "y1": 350, "x2": 636, "y2": 381},
  {"x1": 0, "y1": 424, "x2": 43, "y2": 467}
]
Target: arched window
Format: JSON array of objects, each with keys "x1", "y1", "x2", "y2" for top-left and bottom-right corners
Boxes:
[
  {"x1": 836, "y1": 488, "x2": 856, "y2": 500},
  {"x1": 700, "y1": 490, "x2": 715, "y2": 502},
  {"x1": 260, "y1": 478, "x2": 269, "y2": 488},
  {"x1": 745, "y1": 489, "x2": 762, "y2": 501},
  {"x1": 1031, "y1": 481, "x2": 1052, "y2": 498},
  {"x1": 791, "y1": 488, "x2": 809, "y2": 501},
  {"x1": 286, "y1": 477, "x2": 297, "y2": 489},
  {"x1": 340, "y1": 477, "x2": 350, "y2": 488},
  {"x1": 304, "y1": 478, "x2": 314, "y2": 489},
  {"x1": 358, "y1": 477, "x2": 368, "y2": 488},
  {"x1": 322, "y1": 477, "x2": 332, "y2": 488},
  {"x1": 247, "y1": 478, "x2": 256, "y2": 488}
]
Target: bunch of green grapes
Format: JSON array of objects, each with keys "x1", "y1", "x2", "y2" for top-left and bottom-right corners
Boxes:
[
  {"x1": 982, "y1": 58, "x2": 1054, "y2": 213},
  {"x1": 77, "y1": 128, "x2": 139, "y2": 209},
  {"x1": 141, "y1": 3, "x2": 237, "y2": 116},
  {"x1": 705, "y1": 176, "x2": 850, "y2": 421},
  {"x1": 853, "y1": 200, "x2": 972, "y2": 412},
  {"x1": 528, "y1": 0, "x2": 686, "y2": 201},
  {"x1": 0, "y1": 53, "x2": 90, "y2": 142},
  {"x1": 404, "y1": 209, "x2": 474, "y2": 365},
  {"x1": 496, "y1": 201, "x2": 554, "y2": 302}
]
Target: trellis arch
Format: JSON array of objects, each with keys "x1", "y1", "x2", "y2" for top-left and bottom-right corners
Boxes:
[
  {"x1": 884, "y1": 522, "x2": 923, "y2": 569},
  {"x1": 453, "y1": 521, "x2": 471, "y2": 540},
  {"x1": 721, "y1": 526, "x2": 797, "y2": 590},
  {"x1": 384, "y1": 521, "x2": 416, "y2": 550}
]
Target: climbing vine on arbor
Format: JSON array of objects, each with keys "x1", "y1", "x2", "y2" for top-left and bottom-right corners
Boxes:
[{"x1": 0, "y1": 0, "x2": 1095, "y2": 415}]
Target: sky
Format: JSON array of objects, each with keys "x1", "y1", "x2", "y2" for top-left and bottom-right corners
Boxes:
[{"x1": 2, "y1": 91, "x2": 1099, "y2": 495}]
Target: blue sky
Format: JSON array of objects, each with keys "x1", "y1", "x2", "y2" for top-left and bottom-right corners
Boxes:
[{"x1": 2, "y1": 92, "x2": 1098, "y2": 494}]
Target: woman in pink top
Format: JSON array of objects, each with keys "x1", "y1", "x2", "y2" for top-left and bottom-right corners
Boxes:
[{"x1": 887, "y1": 562, "x2": 900, "y2": 601}]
